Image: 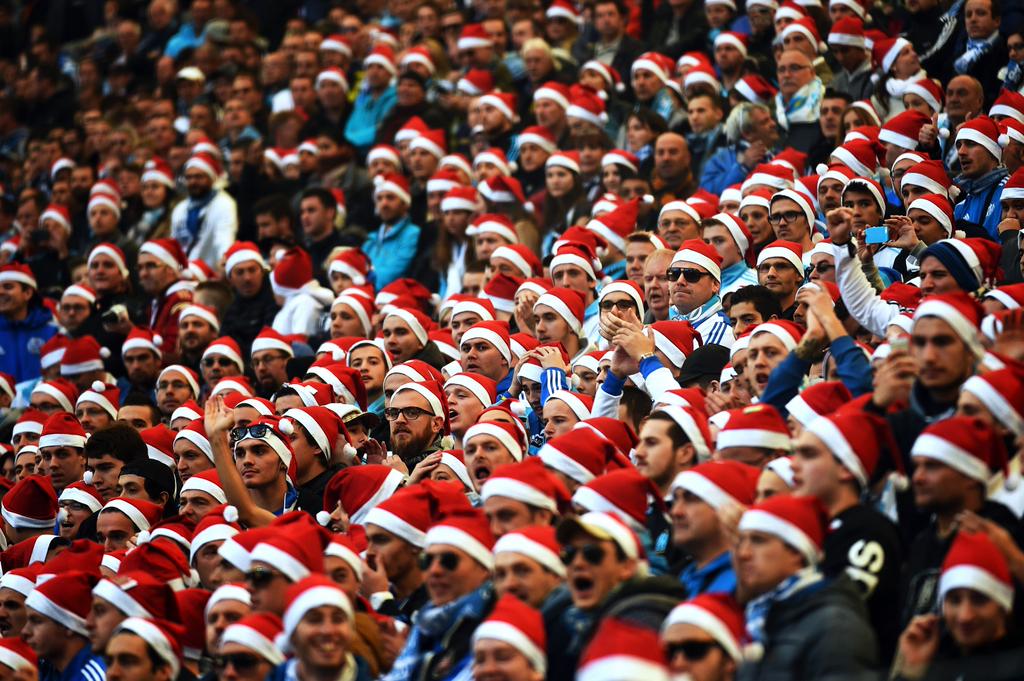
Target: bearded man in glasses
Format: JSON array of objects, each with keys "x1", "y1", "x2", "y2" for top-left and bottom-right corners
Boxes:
[
  {"x1": 667, "y1": 239, "x2": 735, "y2": 348},
  {"x1": 387, "y1": 382, "x2": 447, "y2": 470}
]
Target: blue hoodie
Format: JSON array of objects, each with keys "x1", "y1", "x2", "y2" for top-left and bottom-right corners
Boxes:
[{"x1": 0, "y1": 304, "x2": 58, "y2": 383}]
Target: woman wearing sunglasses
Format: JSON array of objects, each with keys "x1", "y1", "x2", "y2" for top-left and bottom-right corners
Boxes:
[{"x1": 661, "y1": 593, "x2": 745, "y2": 681}]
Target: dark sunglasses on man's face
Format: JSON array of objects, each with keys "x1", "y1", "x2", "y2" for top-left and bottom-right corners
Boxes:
[
  {"x1": 213, "y1": 653, "x2": 263, "y2": 672},
  {"x1": 664, "y1": 640, "x2": 720, "y2": 662},
  {"x1": 420, "y1": 551, "x2": 461, "y2": 571},
  {"x1": 244, "y1": 567, "x2": 282, "y2": 588},
  {"x1": 560, "y1": 543, "x2": 606, "y2": 566},
  {"x1": 231, "y1": 424, "x2": 273, "y2": 442},
  {"x1": 666, "y1": 267, "x2": 711, "y2": 284},
  {"x1": 203, "y1": 356, "x2": 235, "y2": 368}
]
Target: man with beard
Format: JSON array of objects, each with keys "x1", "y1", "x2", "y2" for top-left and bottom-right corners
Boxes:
[
  {"x1": 219, "y1": 242, "x2": 278, "y2": 358},
  {"x1": 313, "y1": 129, "x2": 373, "y2": 230},
  {"x1": 250, "y1": 328, "x2": 294, "y2": 398},
  {"x1": 118, "y1": 328, "x2": 162, "y2": 400},
  {"x1": 137, "y1": 239, "x2": 192, "y2": 364},
  {"x1": 199, "y1": 337, "x2": 244, "y2": 391},
  {"x1": 169, "y1": 152, "x2": 237, "y2": 267},
  {"x1": 386, "y1": 382, "x2": 447, "y2": 470},
  {"x1": 300, "y1": 188, "x2": 360, "y2": 287},
  {"x1": 175, "y1": 304, "x2": 219, "y2": 374}
]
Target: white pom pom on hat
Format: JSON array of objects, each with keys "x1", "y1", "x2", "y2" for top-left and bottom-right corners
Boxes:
[
  {"x1": 223, "y1": 505, "x2": 239, "y2": 523},
  {"x1": 99, "y1": 347, "x2": 111, "y2": 359},
  {"x1": 316, "y1": 510, "x2": 332, "y2": 526},
  {"x1": 83, "y1": 471, "x2": 94, "y2": 485},
  {"x1": 278, "y1": 419, "x2": 294, "y2": 436},
  {"x1": 938, "y1": 128, "x2": 950, "y2": 140},
  {"x1": 91, "y1": 380, "x2": 107, "y2": 392},
  {"x1": 153, "y1": 334, "x2": 163, "y2": 347},
  {"x1": 815, "y1": 163, "x2": 829, "y2": 175}
]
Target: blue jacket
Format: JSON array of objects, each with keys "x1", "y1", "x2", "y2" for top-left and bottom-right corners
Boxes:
[
  {"x1": 39, "y1": 644, "x2": 106, "y2": 681},
  {"x1": 268, "y1": 656, "x2": 371, "y2": 681},
  {"x1": 680, "y1": 551, "x2": 736, "y2": 598},
  {"x1": 0, "y1": 305, "x2": 58, "y2": 383},
  {"x1": 701, "y1": 142, "x2": 773, "y2": 196},
  {"x1": 760, "y1": 335, "x2": 874, "y2": 419},
  {"x1": 953, "y1": 167, "x2": 1009, "y2": 239},
  {"x1": 363, "y1": 216, "x2": 421, "y2": 288},
  {"x1": 344, "y1": 85, "x2": 397, "y2": 153}
]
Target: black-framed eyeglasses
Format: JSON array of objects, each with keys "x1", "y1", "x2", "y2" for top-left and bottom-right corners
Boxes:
[
  {"x1": 213, "y1": 653, "x2": 264, "y2": 672},
  {"x1": 667, "y1": 267, "x2": 711, "y2": 284},
  {"x1": 664, "y1": 640, "x2": 720, "y2": 662},
  {"x1": 560, "y1": 543, "x2": 606, "y2": 566},
  {"x1": 420, "y1": 551, "x2": 461, "y2": 571},
  {"x1": 231, "y1": 424, "x2": 272, "y2": 443},
  {"x1": 203, "y1": 356, "x2": 235, "y2": 368},
  {"x1": 245, "y1": 567, "x2": 284, "y2": 588},
  {"x1": 599, "y1": 299, "x2": 636, "y2": 312},
  {"x1": 768, "y1": 210, "x2": 804, "y2": 225},
  {"x1": 804, "y1": 262, "x2": 834, "y2": 276},
  {"x1": 384, "y1": 406, "x2": 432, "y2": 422}
]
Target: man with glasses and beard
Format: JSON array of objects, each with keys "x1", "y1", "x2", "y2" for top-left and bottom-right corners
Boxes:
[
  {"x1": 667, "y1": 240, "x2": 734, "y2": 347},
  {"x1": 386, "y1": 382, "x2": 448, "y2": 471}
]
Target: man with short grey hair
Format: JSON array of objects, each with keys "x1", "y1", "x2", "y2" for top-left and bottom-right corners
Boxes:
[{"x1": 700, "y1": 102, "x2": 780, "y2": 194}]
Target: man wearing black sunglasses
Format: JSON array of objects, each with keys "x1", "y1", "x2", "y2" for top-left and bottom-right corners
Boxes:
[
  {"x1": 199, "y1": 337, "x2": 244, "y2": 391},
  {"x1": 667, "y1": 240, "x2": 734, "y2": 347},
  {"x1": 216, "y1": 613, "x2": 281, "y2": 681},
  {"x1": 553, "y1": 512, "x2": 642, "y2": 666},
  {"x1": 661, "y1": 593, "x2": 745, "y2": 681}
]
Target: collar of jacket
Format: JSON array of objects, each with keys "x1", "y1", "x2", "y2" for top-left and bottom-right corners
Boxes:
[{"x1": 955, "y1": 166, "x2": 1008, "y2": 195}]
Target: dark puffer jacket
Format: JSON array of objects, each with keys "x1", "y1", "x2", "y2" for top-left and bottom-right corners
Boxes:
[{"x1": 737, "y1": 576, "x2": 881, "y2": 681}]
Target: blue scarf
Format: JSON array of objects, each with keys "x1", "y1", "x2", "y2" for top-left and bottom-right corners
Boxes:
[
  {"x1": 1005, "y1": 61, "x2": 1024, "y2": 92},
  {"x1": 744, "y1": 567, "x2": 823, "y2": 643},
  {"x1": 955, "y1": 31, "x2": 1000, "y2": 75},
  {"x1": 179, "y1": 190, "x2": 216, "y2": 252},
  {"x1": 670, "y1": 294, "x2": 722, "y2": 325},
  {"x1": 383, "y1": 582, "x2": 493, "y2": 681}
]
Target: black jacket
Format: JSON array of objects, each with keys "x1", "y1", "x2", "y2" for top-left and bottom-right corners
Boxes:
[
  {"x1": 737, "y1": 576, "x2": 880, "y2": 681},
  {"x1": 219, "y1": 277, "x2": 280, "y2": 359},
  {"x1": 646, "y1": 2, "x2": 707, "y2": 61}
]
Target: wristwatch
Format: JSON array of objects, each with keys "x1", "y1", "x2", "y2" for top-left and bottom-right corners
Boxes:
[{"x1": 637, "y1": 351, "x2": 657, "y2": 363}]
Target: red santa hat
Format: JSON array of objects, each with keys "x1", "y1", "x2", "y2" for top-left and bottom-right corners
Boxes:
[
  {"x1": 672, "y1": 239, "x2": 724, "y2": 282},
  {"x1": 481, "y1": 457, "x2": 570, "y2": 513},
  {"x1": 491, "y1": 245, "x2": 540, "y2": 278},
  {"x1": 631, "y1": 52, "x2": 674, "y2": 84},
  {"x1": 39, "y1": 411, "x2": 86, "y2": 449},
  {"x1": 140, "y1": 238, "x2": 187, "y2": 272},
  {"x1": 373, "y1": 172, "x2": 412, "y2": 205},
  {"x1": 716, "y1": 404, "x2": 792, "y2": 451},
  {"x1": 320, "y1": 464, "x2": 404, "y2": 527},
  {"x1": 280, "y1": 576, "x2": 353, "y2": 651},
  {"x1": 425, "y1": 509, "x2": 496, "y2": 569},
  {"x1": 738, "y1": 495, "x2": 826, "y2": 564},
  {"x1": 955, "y1": 116, "x2": 1003, "y2": 160},
  {"x1": 714, "y1": 31, "x2": 748, "y2": 57},
  {"x1": 577, "y1": 618, "x2": 668, "y2": 681},
  {"x1": 913, "y1": 290, "x2": 986, "y2": 358},
  {"x1": 901, "y1": 160, "x2": 956, "y2": 199},
  {"x1": 781, "y1": 17, "x2": 823, "y2": 53},
  {"x1": 656, "y1": 405, "x2": 712, "y2": 459},
  {"x1": 734, "y1": 74, "x2": 777, "y2": 106},
  {"x1": 1, "y1": 475, "x2": 58, "y2": 529},
  {"x1": 457, "y1": 23, "x2": 493, "y2": 51},
  {"x1": 911, "y1": 416, "x2": 1012, "y2": 487},
  {"x1": 533, "y1": 288, "x2": 586, "y2": 335},
  {"x1": 669, "y1": 460, "x2": 760, "y2": 511},
  {"x1": 805, "y1": 411, "x2": 903, "y2": 488},
  {"x1": 756, "y1": 239, "x2": 805, "y2": 274},
  {"x1": 546, "y1": 0, "x2": 581, "y2": 23},
  {"x1": 252, "y1": 327, "x2": 296, "y2": 356},
  {"x1": 400, "y1": 44, "x2": 434, "y2": 73},
  {"x1": 174, "y1": 419, "x2": 212, "y2": 462},
  {"x1": 572, "y1": 468, "x2": 662, "y2": 532},
  {"x1": 367, "y1": 144, "x2": 402, "y2": 168},
  {"x1": 538, "y1": 428, "x2": 622, "y2": 484},
  {"x1": 363, "y1": 44, "x2": 397, "y2": 74},
  {"x1": 905, "y1": 78, "x2": 944, "y2": 114},
  {"x1": 663, "y1": 594, "x2": 746, "y2": 662},
  {"x1": 121, "y1": 327, "x2": 162, "y2": 359},
  {"x1": 566, "y1": 85, "x2": 607, "y2": 127},
  {"x1": 221, "y1": 613, "x2": 285, "y2": 666},
  {"x1": 683, "y1": 64, "x2": 721, "y2": 91},
  {"x1": 873, "y1": 36, "x2": 912, "y2": 73},
  {"x1": 58, "y1": 481, "x2": 105, "y2": 515},
  {"x1": 990, "y1": 89, "x2": 1024, "y2": 124},
  {"x1": 472, "y1": 594, "x2": 548, "y2": 672},
  {"x1": 249, "y1": 522, "x2": 327, "y2": 582},
  {"x1": 478, "y1": 91, "x2": 518, "y2": 123},
  {"x1": 586, "y1": 200, "x2": 640, "y2": 253},
  {"x1": 460, "y1": 320, "x2": 512, "y2": 362},
  {"x1": 25, "y1": 571, "x2": 99, "y2": 636},
  {"x1": 408, "y1": 129, "x2": 447, "y2": 160},
  {"x1": 76, "y1": 381, "x2": 121, "y2": 419},
  {"x1": 184, "y1": 152, "x2": 221, "y2": 181},
  {"x1": 493, "y1": 525, "x2": 566, "y2": 578},
  {"x1": 908, "y1": 194, "x2": 955, "y2": 237},
  {"x1": 464, "y1": 421, "x2": 526, "y2": 462},
  {"x1": 534, "y1": 81, "x2": 570, "y2": 110},
  {"x1": 104, "y1": 497, "x2": 163, "y2": 532},
  {"x1": 785, "y1": 381, "x2": 852, "y2": 427},
  {"x1": 0, "y1": 638, "x2": 37, "y2": 672},
  {"x1": 939, "y1": 531, "x2": 1014, "y2": 611},
  {"x1": 0, "y1": 264, "x2": 36, "y2": 291},
  {"x1": 880, "y1": 109, "x2": 931, "y2": 151},
  {"x1": 202, "y1": 337, "x2": 244, "y2": 373},
  {"x1": 827, "y1": 16, "x2": 867, "y2": 48}
]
